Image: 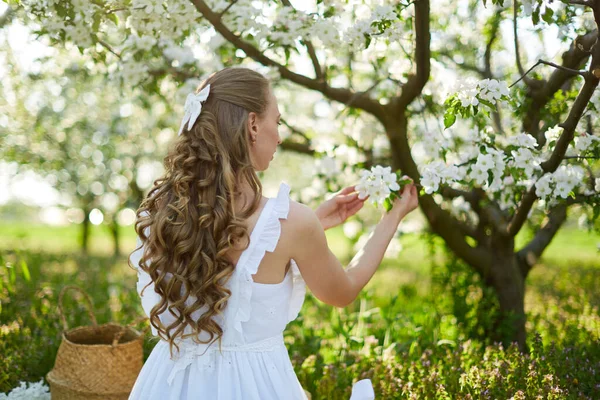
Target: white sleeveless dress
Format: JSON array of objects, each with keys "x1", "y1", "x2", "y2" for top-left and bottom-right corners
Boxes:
[{"x1": 128, "y1": 182, "x2": 375, "y2": 400}]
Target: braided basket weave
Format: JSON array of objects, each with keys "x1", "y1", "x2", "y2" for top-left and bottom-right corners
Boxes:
[{"x1": 46, "y1": 285, "x2": 149, "y2": 399}]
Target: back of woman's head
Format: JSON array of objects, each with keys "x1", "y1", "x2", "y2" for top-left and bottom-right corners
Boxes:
[{"x1": 130, "y1": 67, "x2": 271, "y2": 357}]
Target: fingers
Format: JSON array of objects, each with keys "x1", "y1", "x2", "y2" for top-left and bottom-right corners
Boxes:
[
  {"x1": 337, "y1": 192, "x2": 359, "y2": 203},
  {"x1": 338, "y1": 185, "x2": 357, "y2": 195},
  {"x1": 347, "y1": 199, "x2": 365, "y2": 215}
]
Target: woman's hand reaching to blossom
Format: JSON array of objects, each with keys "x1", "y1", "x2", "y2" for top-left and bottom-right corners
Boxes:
[{"x1": 315, "y1": 185, "x2": 367, "y2": 230}]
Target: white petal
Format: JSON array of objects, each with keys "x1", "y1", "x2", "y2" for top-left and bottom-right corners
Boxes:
[{"x1": 388, "y1": 182, "x2": 400, "y2": 191}]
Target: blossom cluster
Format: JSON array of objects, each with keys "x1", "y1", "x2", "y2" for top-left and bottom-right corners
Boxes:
[
  {"x1": 420, "y1": 160, "x2": 465, "y2": 195},
  {"x1": 454, "y1": 78, "x2": 510, "y2": 108},
  {"x1": 343, "y1": 5, "x2": 401, "y2": 50},
  {"x1": 356, "y1": 165, "x2": 402, "y2": 206},
  {"x1": 0, "y1": 379, "x2": 50, "y2": 400},
  {"x1": 534, "y1": 165, "x2": 585, "y2": 200},
  {"x1": 418, "y1": 126, "x2": 600, "y2": 210}
]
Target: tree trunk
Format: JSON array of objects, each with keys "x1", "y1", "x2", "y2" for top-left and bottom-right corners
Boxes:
[
  {"x1": 80, "y1": 205, "x2": 91, "y2": 254},
  {"x1": 110, "y1": 218, "x2": 120, "y2": 257},
  {"x1": 488, "y1": 235, "x2": 527, "y2": 351}
]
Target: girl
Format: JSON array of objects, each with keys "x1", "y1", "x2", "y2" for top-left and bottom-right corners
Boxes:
[{"x1": 128, "y1": 67, "x2": 419, "y2": 400}]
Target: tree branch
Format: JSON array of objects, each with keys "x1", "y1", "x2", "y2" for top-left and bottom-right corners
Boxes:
[
  {"x1": 386, "y1": 115, "x2": 491, "y2": 279},
  {"x1": 513, "y1": 0, "x2": 531, "y2": 85},
  {"x1": 279, "y1": 139, "x2": 315, "y2": 155},
  {"x1": 510, "y1": 59, "x2": 587, "y2": 88},
  {"x1": 538, "y1": 59, "x2": 587, "y2": 76},
  {"x1": 484, "y1": 11, "x2": 502, "y2": 78},
  {"x1": 508, "y1": 53, "x2": 600, "y2": 236},
  {"x1": 280, "y1": 118, "x2": 311, "y2": 142},
  {"x1": 218, "y1": 0, "x2": 238, "y2": 18},
  {"x1": 190, "y1": 0, "x2": 385, "y2": 119},
  {"x1": 563, "y1": 155, "x2": 600, "y2": 160},
  {"x1": 515, "y1": 193, "x2": 597, "y2": 276},
  {"x1": 520, "y1": 30, "x2": 597, "y2": 142},
  {"x1": 516, "y1": 203, "x2": 567, "y2": 277},
  {"x1": 395, "y1": 0, "x2": 431, "y2": 109},
  {"x1": 280, "y1": 0, "x2": 324, "y2": 81},
  {"x1": 567, "y1": 0, "x2": 594, "y2": 6},
  {"x1": 96, "y1": 37, "x2": 121, "y2": 59}
]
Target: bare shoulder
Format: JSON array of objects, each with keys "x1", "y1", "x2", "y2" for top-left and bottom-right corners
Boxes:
[{"x1": 286, "y1": 200, "x2": 322, "y2": 235}]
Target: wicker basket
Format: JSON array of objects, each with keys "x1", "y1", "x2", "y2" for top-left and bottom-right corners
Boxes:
[{"x1": 46, "y1": 285, "x2": 150, "y2": 399}]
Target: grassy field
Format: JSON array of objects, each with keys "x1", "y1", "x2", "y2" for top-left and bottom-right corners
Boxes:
[{"x1": 1, "y1": 218, "x2": 599, "y2": 398}]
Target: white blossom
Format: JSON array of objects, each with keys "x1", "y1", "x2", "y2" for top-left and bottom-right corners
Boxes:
[
  {"x1": 0, "y1": 379, "x2": 51, "y2": 400},
  {"x1": 510, "y1": 148, "x2": 542, "y2": 177},
  {"x1": 534, "y1": 174, "x2": 553, "y2": 199},
  {"x1": 475, "y1": 153, "x2": 495, "y2": 172},
  {"x1": 163, "y1": 45, "x2": 196, "y2": 66},
  {"x1": 477, "y1": 78, "x2": 509, "y2": 102},
  {"x1": 419, "y1": 160, "x2": 463, "y2": 194},
  {"x1": 310, "y1": 19, "x2": 340, "y2": 47},
  {"x1": 421, "y1": 170, "x2": 441, "y2": 194},
  {"x1": 371, "y1": 5, "x2": 397, "y2": 21},
  {"x1": 507, "y1": 133, "x2": 538, "y2": 149},
  {"x1": 469, "y1": 165, "x2": 489, "y2": 186},
  {"x1": 573, "y1": 133, "x2": 598, "y2": 154},
  {"x1": 316, "y1": 156, "x2": 340, "y2": 178},
  {"x1": 545, "y1": 126, "x2": 563, "y2": 143},
  {"x1": 452, "y1": 78, "x2": 510, "y2": 109},
  {"x1": 356, "y1": 165, "x2": 402, "y2": 204}
]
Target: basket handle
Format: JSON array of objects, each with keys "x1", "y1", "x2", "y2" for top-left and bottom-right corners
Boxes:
[
  {"x1": 111, "y1": 315, "x2": 152, "y2": 346},
  {"x1": 58, "y1": 285, "x2": 98, "y2": 331}
]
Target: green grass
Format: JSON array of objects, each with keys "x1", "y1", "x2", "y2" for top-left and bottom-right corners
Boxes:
[{"x1": 1, "y1": 220, "x2": 599, "y2": 398}]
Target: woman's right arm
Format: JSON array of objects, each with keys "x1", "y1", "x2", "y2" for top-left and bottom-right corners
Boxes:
[{"x1": 290, "y1": 183, "x2": 418, "y2": 307}]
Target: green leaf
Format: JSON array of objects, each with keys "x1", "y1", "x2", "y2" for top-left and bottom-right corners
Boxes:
[
  {"x1": 323, "y1": 6, "x2": 335, "y2": 18},
  {"x1": 384, "y1": 197, "x2": 392, "y2": 212},
  {"x1": 20, "y1": 259, "x2": 31, "y2": 282},
  {"x1": 444, "y1": 111, "x2": 456, "y2": 129},
  {"x1": 479, "y1": 98, "x2": 495, "y2": 109},
  {"x1": 542, "y1": 7, "x2": 554, "y2": 24},
  {"x1": 107, "y1": 13, "x2": 119, "y2": 26},
  {"x1": 532, "y1": 8, "x2": 540, "y2": 25}
]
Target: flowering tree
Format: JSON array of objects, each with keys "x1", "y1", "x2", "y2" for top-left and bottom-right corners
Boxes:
[
  {"x1": 6, "y1": 0, "x2": 600, "y2": 349},
  {"x1": 0, "y1": 29, "x2": 176, "y2": 254}
]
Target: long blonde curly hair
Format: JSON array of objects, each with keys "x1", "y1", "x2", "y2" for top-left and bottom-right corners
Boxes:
[{"x1": 130, "y1": 67, "x2": 270, "y2": 358}]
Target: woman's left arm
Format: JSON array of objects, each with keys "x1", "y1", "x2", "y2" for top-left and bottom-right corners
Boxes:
[{"x1": 314, "y1": 185, "x2": 367, "y2": 230}]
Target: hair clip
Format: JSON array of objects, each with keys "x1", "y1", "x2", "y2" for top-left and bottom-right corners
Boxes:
[{"x1": 178, "y1": 84, "x2": 211, "y2": 136}]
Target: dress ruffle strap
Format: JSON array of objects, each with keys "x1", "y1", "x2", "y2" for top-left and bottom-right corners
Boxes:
[{"x1": 230, "y1": 182, "x2": 297, "y2": 338}]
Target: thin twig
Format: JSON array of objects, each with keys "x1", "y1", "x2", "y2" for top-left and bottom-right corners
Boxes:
[
  {"x1": 563, "y1": 155, "x2": 600, "y2": 160},
  {"x1": 280, "y1": 118, "x2": 311, "y2": 142},
  {"x1": 567, "y1": 0, "x2": 594, "y2": 6},
  {"x1": 96, "y1": 38, "x2": 121, "y2": 58},
  {"x1": 538, "y1": 59, "x2": 587, "y2": 76},
  {"x1": 513, "y1": 0, "x2": 527, "y2": 78},
  {"x1": 335, "y1": 79, "x2": 382, "y2": 118},
  {"x1": 510, "y1": 59, "x2": 586, "y2": 88},
  {"x1": 218, "y1": 0, "x2": 239, "y2": 18},
  {"x1": 107, "y1": 7, "x2": 127, "y2": 14}
]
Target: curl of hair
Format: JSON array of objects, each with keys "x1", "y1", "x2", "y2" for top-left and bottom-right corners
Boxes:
[{"x1": 128, "y1": 68, "x2": 270, "y2": 359}]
